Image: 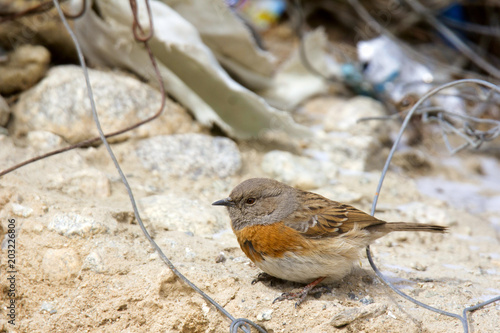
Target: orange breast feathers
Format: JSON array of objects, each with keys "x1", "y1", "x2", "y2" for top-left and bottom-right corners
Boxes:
[{"x1": 233, "y1": 222, "x2": 309, "y2": 263}]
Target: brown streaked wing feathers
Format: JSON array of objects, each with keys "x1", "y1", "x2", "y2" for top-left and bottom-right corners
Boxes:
[{"x1": 285, "y1": 192, "x2": 386, "y2": 238}]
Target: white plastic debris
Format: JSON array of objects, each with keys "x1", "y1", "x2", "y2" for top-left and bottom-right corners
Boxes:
[{"x1": 357, "y1": 36, "x2": 465, "y2": 115}]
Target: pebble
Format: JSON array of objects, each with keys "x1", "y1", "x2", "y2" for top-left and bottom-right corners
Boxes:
[
  {"x1": 82, "y1": 251, "x2": 106, "y2": 273},
  {"x1": 40, "y1": 301, "x2": 58, "y2": 314},
  {"x1": 41, "y1": 248, "x2": 81, "y2": 281},
  {"x1": 261, "y1": 150, "x2": 336, "y2": 189},
  {"x1": 347, "y1": 291, "x2": 358, "y2": 300},
  {"x1": 330, "y1": 303, "x2": 387, "y2": 327},
  {"x1": 359, "y1": 296, "x2": 374, "y2": 305},
  {"x1": 48, "y1": 213, "x2": 108, "y2": 237},
  {"x1": 11, "y1": 203, "x2": 33, "y2": 217},
  {"x1": 185, "y1": 247, "x2": 197, "y2": 259},
  {"x1": 411, "y1": 262, "x2": 428, "y2": 271},
  {"x1": 138, "y1": 193, "x2": 229, "y2": 235},
  {"x1": 215, "y1": 252, "x2": 226, "y2": 263},
  {"x1": 136, "y1": 134, "x2": 241, "y2": 179},
  {"x1": 257, "y1": 309, "x2": 273, "y2": 321}
]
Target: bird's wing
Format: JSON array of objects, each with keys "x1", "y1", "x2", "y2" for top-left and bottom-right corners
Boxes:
[{"x1": 284, "y1": 192, "x2": 386, "y2": 238}]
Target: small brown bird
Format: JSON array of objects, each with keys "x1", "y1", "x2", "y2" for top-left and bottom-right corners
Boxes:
[{"x1": 213, "y1": 178, "x2": 447, "y2": 306}]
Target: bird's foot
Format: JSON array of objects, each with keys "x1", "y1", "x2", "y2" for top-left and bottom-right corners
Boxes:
[{"x1": 272, "y1": 277, "x2": 327, "y2": 308}]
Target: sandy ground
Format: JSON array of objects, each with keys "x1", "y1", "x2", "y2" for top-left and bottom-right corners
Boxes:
[{"x1": 0, "y1": 106, "x2": 499, "y2": 333}]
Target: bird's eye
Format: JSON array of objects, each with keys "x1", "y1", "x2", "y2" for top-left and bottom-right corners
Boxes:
[{"x1": 245, "y1": 198, "x2": 256, "y2": 205}]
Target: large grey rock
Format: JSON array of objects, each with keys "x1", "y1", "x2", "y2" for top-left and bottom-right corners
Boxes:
[
  {"x1": 0, "y1": 45, "x2": 50, "y2": 95},
  {"x1": 12, "y1": 65, "x2": 199, "y2": 143},
  {"x1": 48, "y1": 213, "x2": 108, "y2": 237},
  {"x1": 139, "y1": 193, "x2": 229, "y2": 235},
  {"x1": 136, "y1": 134, "x2": 241, "y2": 179},
  {"x1": 261, "y1": 150, "x2": 337, "y2": 189}
]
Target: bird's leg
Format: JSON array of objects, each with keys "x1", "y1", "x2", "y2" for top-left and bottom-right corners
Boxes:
[{"x1": 273, "y1": 276, "x2": 326, "y2": 308}]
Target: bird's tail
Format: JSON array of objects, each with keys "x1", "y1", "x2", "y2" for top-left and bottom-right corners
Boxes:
[{"x1": 381, "y1": 222, "x2": 447, "y2": 233}]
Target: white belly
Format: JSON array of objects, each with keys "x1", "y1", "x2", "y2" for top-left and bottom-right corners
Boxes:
[{"x1": 256, "y1": 251, "x2": 358, "y2": 284}]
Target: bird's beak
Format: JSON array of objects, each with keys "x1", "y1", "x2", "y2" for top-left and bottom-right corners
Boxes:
[{"x1": 212, "y1": 197, "x2": 235, "y2": 207}]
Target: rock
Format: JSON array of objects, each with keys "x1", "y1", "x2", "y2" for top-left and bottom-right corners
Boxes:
[
  {"x1": 0, "y1": 1, "x2": 75, "y2": 62},
  {"x1": 392, "y1": 148, "x2": 432, "y2": 172},
  {"x1": 111, "y1": 211, "x2": 135, "y2": 224},
  {"x1": 10, "y1": 203, "x2": 33, "y2": 217},
  {"x1": 184, "y1": 247, "x2": 197, "y2": 259},
  {"x1": 47, "y1": 168, "x2": 111, "y2": 198},
  {"x1": 12, "y1": 65, "x2": 199, "y2": 143},
  {"x1": 257, "y1": 309, "x2": 273, "y2": 321},
  {"x1": 215, "y1": 252, "x2": 226, "y2": 263},
  {"x1": 40, "y1": 301, "x2": 57, "y2": 314},
  {"x1": 410, "y1": 262, "x2": 427, "y2": 271},
  {"x1": 0, "y1": 95, "x2": 9, "y2": 126},
  {"x1": 312, "y1": 132, "x2": 385, "y2": 171},
  {"x1": 397, "y1": 202, "x2": 456, "y2": 226},
  {"x1": 26, "y1": 131, "x2": 64, "y2": 151},
  {"x1": 302, "y1": 96, "x2": 347, "y2": 119},
  {"x1": 324, "y1": 96, "x2": 391, "y2": 142},
  {"x1": 82, "y1": 251, "x2": 106, "y2": 273},
  {"x1": 314, "y1": 185, "x2": 363, "y2": 203},
  {"x1": 139, "y1": 194, "x2": 229, "y2": 235},
  {"x1": 359, "y1": 296, "x2": 374, "y2": 305},
  {"x1": 41, "y1": 248, "x2": 81, "y2": 281},
  {"x1": 48, "y1": 213, "x2": 108, "y2": 237},
  {"x1": 136, "y1": 134, "x2": 241, "y2": 179},
  {"x1": 0, "y1": 45, "x2": 50, "y2": 95},
  {"x1": 81, "y1": 244, "x2": 131, "y2": 275},
  {"x1": 330, "y1": 303, "x2": 387, "y2": 327},
  {"x1": 261, "y1": 150, "x2": 337, "y2": 189},
  {"x1": 308, "y1": 96, "x2": 391, "y2": 172}
]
